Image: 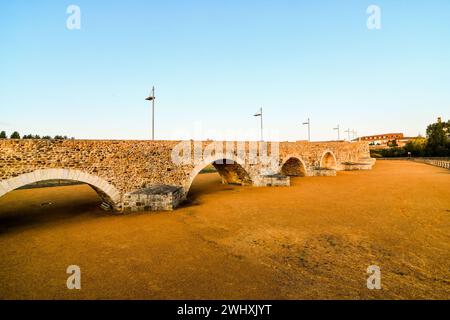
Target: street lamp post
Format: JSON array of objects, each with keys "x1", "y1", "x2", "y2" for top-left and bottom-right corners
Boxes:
[
  {"x1": 344, "y1": 128, "x2": 351, "y2": 141},
  {"x1": 302, "y1": 118, "x2": 311, "y2": 141},
  {"x1": 333, "y1": 124, "x2": 340, "y2": 140},
  {"x1": 145, "y1": 86, "x2": 156, "y2": 140},
  {"x1": 352, "y1": 130, "x2": 358, "y2": 141},
  {"x1": 254, "y1": 107, "x2": 263, "y2": 141}
]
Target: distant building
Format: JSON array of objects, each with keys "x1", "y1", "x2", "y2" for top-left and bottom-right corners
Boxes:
[
  {"x1": 359, "y1": 133, "x2": 403, "y2": 147},
  {"x1": 356, "y1": 133, "x2": 417, "y2": 149}
]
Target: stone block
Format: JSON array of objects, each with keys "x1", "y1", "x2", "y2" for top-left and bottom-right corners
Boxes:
[{"x1": 123, "y1": 185, "x2": 184, "y2": 212}]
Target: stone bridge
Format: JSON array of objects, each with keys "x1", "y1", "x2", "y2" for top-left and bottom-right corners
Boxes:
[{"x1": 0, "y1": 139, "x2": 375, "y2": 213}]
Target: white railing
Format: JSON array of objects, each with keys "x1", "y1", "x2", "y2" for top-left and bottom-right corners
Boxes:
[{"x1": 411, "y1": 158, "x2": 450, "y2": 170}]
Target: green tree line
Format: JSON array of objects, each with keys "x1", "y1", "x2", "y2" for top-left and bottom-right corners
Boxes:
[{"x1": 0, "y1": 131, "x2": 72, "y2": 140}]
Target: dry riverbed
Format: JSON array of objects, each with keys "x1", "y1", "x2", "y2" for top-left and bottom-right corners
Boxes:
[{"x1": 0, "y1": 160, "x2": 449, "y2": 299}]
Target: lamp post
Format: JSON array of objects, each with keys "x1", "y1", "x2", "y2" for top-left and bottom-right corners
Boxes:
[
  {"x1": 254, "y1": 107, "x2": 263, "y2": 141},
  {"x1": 344, "y1": 128, "x2": 351, "y2": 141},
  {"x1": 352, "y1": 129, "x2": 358, "y2": 141},
  {"x1": 333, "y1": 124, "x2": 340, "y2": 140},
  {"x1": 302, "y1": 118, "x2": 311, "y2": 141},
  {"x1": 145, "y1": 86, "x2": 156, "y2": 140}
]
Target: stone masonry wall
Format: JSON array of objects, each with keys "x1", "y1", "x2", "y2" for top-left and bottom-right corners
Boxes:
[{"x1": 0, "y1": 139, "x2": 372, "y2": 212}]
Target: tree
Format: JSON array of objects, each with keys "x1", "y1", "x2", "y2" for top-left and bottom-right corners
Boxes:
[
  {"x1": 53, "y1": 135, "x2": 69, "y2": 140},
  {"x1": 0, "y1": 131, "x2": 6, "y2": 139},
  {"x1": 10, "y1": 131, "x2": 20, "y2": 139},
  {"x1": 404, "y1": 137, "x2": 427, "y2": 157},
  {"x1": 425, "y1": 119, "x2": 450, "y2": 156}
]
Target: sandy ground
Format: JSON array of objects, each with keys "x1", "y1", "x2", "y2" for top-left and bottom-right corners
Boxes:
[{"x1": 0, "y1": 160, "x2": 449, "y2": 299}]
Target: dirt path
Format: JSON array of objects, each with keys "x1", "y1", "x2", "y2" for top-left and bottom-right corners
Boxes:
[{"x1": 0, "y1": 160, "x2": 449, "y2": 299}]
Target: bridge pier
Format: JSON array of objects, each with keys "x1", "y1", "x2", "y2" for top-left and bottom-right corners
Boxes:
[
  {"x1": 338, "y1": 158, "x2": 377, "y2": 171},
  {"x1": 258, "y1": 174, "x2": 290, "y2": 186},
  {"x1": 122, "y1": 185, "x2": 184, "y2": 212},
  {"x1": 311, "y1": 168, "x2": 337, "y2": 176}
]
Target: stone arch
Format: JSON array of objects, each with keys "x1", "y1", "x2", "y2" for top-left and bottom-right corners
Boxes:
[
  {"x1": 280, "y1": 156, "x2": 307, "y2": 176},
  {"x1": 0, "y1": 169, "x2": 121, "y2": 210},
  {"x1": 320, "y1": 150, "x2": 337, "y2": 169},
  {"x1": 184, "y1": 155, "x2": 252, "y2": 195}
]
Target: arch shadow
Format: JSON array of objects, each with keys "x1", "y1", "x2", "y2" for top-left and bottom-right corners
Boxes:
[
  {"x1": 0, "y1": 169, "x2": 121, "y2": 210},
  {"x1": 184, "y1": 156, "x2": 252, "y2": 196},
  {"x1": 280, "y1": 156, "x2": 307, "y2": 176}
]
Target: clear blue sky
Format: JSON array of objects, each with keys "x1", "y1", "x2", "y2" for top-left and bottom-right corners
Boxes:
[{"x1": 1, "y1": 0, "x2": 449, "y2": 141}]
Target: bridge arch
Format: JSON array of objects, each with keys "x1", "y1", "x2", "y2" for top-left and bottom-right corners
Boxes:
[
  {"x1": 320, "y1": 150, "x2": 337, "y2": 170},
  {"x1": 184, "y1": 155, "x2": 252, "y2": 195},
  {"x1": 0, "y1": 169, "x2": 121, "y2": 210},
  {"x1": 280, "y1": 156, "x2": 307, "y2": 176}
]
